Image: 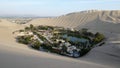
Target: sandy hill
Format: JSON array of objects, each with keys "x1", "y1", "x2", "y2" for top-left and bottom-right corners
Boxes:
[
  {"x1": 28, "y1": 10, "x2": 120, "y2": 33},
  {"x1": 27, "y1": 10, "x2": 120, "y2": 68},
  {"x1": 0, "y1": 10, "x2": 120, "y2": 68},
  {"x1": 0, "y1": 19, "x2": 111, "y2": 68}
]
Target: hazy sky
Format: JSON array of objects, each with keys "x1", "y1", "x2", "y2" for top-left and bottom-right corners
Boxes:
[{"x1": 0, "y1": 0, "x2": 120, "y2": 16}]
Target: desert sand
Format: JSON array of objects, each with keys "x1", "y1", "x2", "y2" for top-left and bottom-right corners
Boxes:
[{"x1": 0, "y1": 10, "x2": 120, "y2": 68}]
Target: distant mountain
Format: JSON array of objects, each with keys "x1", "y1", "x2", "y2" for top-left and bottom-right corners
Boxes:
[{"x1": 0, "y1": 15, "x2": 55, "y2": 18}]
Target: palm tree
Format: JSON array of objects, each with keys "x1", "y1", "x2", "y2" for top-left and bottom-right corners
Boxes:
[
  {"x1": 25, "y1": 27, "x2": 30, "y2": 31},
  {"x1": 30, "y1": 24, "x2": 34, "y2": 29}
]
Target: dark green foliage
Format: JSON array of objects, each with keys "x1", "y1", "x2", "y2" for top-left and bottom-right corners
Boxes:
[
  {"x1": 52, "y1": 43, "x2": 59, "y2": 47},
  {"x1": 16, "y1": 25, "x2": 105, "y2": 58},
  {"x1": 80, "y1": 48, "x2": 91, "y2": 56},
  {"x1": 37, "y1": 25, "x2": 53, "y2": 30},
  {"x1": 41, "y1": 43, "x2": 52, "y2": 51},
  {"x1": 36, "y1": 33, "x2": 47, "y2": 41},
  {"x1": 32, "y1": 40, "x2": 41, "y2": 50},
  {"x1": 30, "y1": 24, "x2": 34, "y2": 29},
  {"x1": 25, "y1": 24, "x2": 36, "y2": 31},
  {"x1": 19, "y1": 30, "x2": 24, "y2": 32},
  {"x1": 51, "y1": 48, "x2": 61, "y2": 54},
  {"x1": 83, "y1": 32, "x2": 94, "y2": 37},
  {"x1": 25, "y1": 27, "x2": 30, "y2": 31},
  {"x1": 93, "y1": 32, "x2": 105, "y2": 44},
  {"x1": 17, "y1": 36, "x2": 32, "y2": 44},
  {"x1": 30, "y1": 24, "x2": 37, "y2": 31},
  {"x1": 47, "y1": 26, "x2": 54, "y2": 30}
]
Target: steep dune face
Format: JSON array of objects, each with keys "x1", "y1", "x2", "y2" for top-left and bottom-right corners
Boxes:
[
  {"x1": 29, "y1": 10, "x2": 120, "y2": 33},
  {"x1": 28, "y1": 12, "x2": 99, "y2": 28},
  {"x1": 75, "y1": 11, "x2": 120, "y2": 33},
  {"x1": 0, "y1": 19, "x2": 111, "y2": 68},
  {"x1": 0, "y1": 10, "x2": 120, "y2": 68},
  {"x1": 27, "y1": 10, "x2": 120, "y2": 68},
  {"x1": 99, "y1": 11, "x2": 120, "y2": 23}
]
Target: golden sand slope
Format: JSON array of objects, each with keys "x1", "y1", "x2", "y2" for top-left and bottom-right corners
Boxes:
[
  {"x1": 0, "y1": 19, "x2": 111, "y2": 68},
  {"x1": 0, "y1": 10, "x2": 120, "y2": 68},
  {"x1": 28, "y1": 10, "x2": 120, "y2": 33},
  {"x1": 26, "y1": 10, "x2": 120, "y2": 68}
]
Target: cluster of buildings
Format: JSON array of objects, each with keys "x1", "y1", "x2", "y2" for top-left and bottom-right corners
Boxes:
[
  {"x1": 56, "y1": 40, "x2": 81, "y2": 57},
  {"x1": 14, "y1": 26, "x2": 91, "y2": 57}
]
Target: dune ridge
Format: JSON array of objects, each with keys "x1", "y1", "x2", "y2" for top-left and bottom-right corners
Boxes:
[
  {"x1": 28, "y1": 10, "x2": 120, "y2": 33},
  {"x1": 0, "y1": 20, "x2": 111, "y2": 68},
  {"x1": 0, "y1": 10, "x2": 120, "y2": 68}
]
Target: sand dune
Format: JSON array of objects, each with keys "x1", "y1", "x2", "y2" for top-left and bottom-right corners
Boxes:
[
  {"x1": 28, "y1": 10, "x2": 120, "y2": 33},
  {"x1": 0, "y1": 43, "x2": 111, "y2": 68},
  {"x1": 0, "y1": 19, "x2": 110, "y2": 68},
  {"x1": 0, "y1": 10, "x2": 120, "y2": 68}
]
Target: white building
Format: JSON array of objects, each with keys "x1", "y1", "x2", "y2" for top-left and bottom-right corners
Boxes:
[
  {"x1": 17, "y1": 32, "x2": 33, "y2": 36},
  {"x1": 56, "y1": 39, "x2": 65, "y2": 43},
  {"x1": 67, "y1": 46, "x2": 81, "y2": 57},
  {"x1": 67, "y1": 46, "x2": 77, "y2": 54}
]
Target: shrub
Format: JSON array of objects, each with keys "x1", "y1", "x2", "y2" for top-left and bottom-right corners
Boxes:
[
  {"x1": 30, "y1": 24, "x2": 34, "y2": 29},
  {"x1": 80, "y1": 48, "x2": 91, "y2": 56},
  {"x1": 41, "y1": 43, "x2": 52, "y2": 51},
  {"x1": 32, "y1": 40, "x2": 41, "y2": 50},
  {"x1": 25, "y1": 27, "x2": 30, "y2": 31},
  {"x1": 93, "y1": 32, "x2": 105, "y2": 44},
  {"x1": 16, "y1": 36, "x2": 32, "y2": 44},
  {"x1": 19, "y1": 30, "x2": 24, "y2": 32}
]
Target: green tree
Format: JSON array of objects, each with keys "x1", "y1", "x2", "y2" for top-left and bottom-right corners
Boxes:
[
  {"x1": 32, "y1": 40, "x2": 41, "y2": 50},
  {"x1": 17, "y1": 36, "x2": 32, "y2": 44},
  {"x1": 93, "y1": 32, "x2": 105, "y2": 44},
  {"x1": 30, "y1": 24, "x2": 34, "y2": 29},
  {"x1": 25, "y1": 27, "x2": 30, "y2": 31},
  {"x1": 19, "y1": 30, "x2": 24, "y2": 32}
]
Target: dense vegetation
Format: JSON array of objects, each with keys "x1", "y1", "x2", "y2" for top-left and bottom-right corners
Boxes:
[
  {"x1": 15, "y1": 24, "x2": 105, "y2": 58},
  {"x1": 93, "y1": 32, "x2": 105, "y2": 44},
  {"x1": 16, "y1": 35, "x2": 33, "y2": 44}
]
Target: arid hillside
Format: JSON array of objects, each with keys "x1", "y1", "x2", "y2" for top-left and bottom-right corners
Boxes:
[
  {"x1": 28, "y1": 10, "x2": 120, "y2": 33},
  {"x1": 0, "y1": 10, "x2": 120, "y2": 68}
]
